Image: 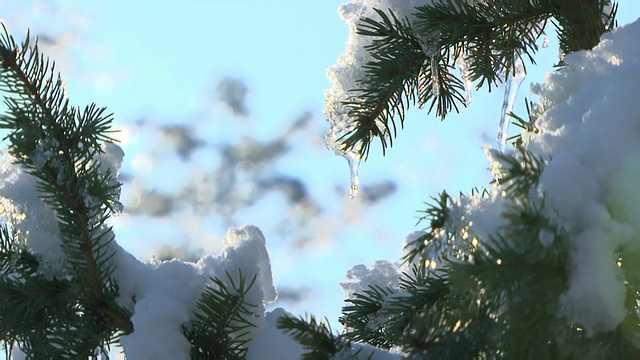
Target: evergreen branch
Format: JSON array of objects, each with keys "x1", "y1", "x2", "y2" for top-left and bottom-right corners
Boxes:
[
  {"x1": 334, "y1": 1, "x2": 617, "y2": 158},
  {"x1": 490, "y1": 146, "x2": 545, "y2": 195},
  {"x1": 549, "y1": 0, "x2": 617, "y2": 56},
  {"x1": 0, "y1": 225, "x2": 118, "y2": 358},
  {"x1": 416, "y1": 0, "x2": 550, "y2": 89},
  {"x1": 276, "y1": 314, "x2": 347, "y2": 359},
  {"x1": 339, "y1": 264, "x2": 496, "y2": 358},
  {"x1": 444, "y1": 195, "x2": 573, "y2": 356},
  {"x1": 588, "y1": 247, "x2": 640, "y2": 358},
  {"x1": 596, "y1": 317, "x2": 640, "y2": 359},
  {"x1": 396, "y1": 268, "x2": 497, "y2": 358},
  {"x1": 397, "y1": 189, "x2": 578, "y2": 356},
  {"x1": 340, "y1": 284, "x2": 396, "y2": 349},
  {"x1": 0, "y1": 23, "x2": 132, "y2": 348},
  {"x1": 464, "y1": 234, "x2": 570, "y2": 356},
  {"x1": 403, "y1": 191, "x2": 451, "y2": 265},
  {"x1": 339, "y1": 8, "x2": 466, "y2": 158},
  {"x1": 183, "y1": 270, "x2": 259, "y2": 359},
  {"x1": 506, "y1": 98, "x2": 540, "y2": 147},
  {"x1": 544, "y1": 246, "x2": 640, "y2": 358}
]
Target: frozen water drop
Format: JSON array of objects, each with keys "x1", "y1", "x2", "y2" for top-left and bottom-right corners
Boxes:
[
  {"x1": 346, "y1": 150, "x2": 361, "y2": 199},
  {"x1": 497, "y1": 57, "x2": 526, "y2": 151}
]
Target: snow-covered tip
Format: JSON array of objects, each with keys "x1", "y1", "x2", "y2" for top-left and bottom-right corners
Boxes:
[{"x1": 325, "y1": 1, "x2": 439, "y2": 199}]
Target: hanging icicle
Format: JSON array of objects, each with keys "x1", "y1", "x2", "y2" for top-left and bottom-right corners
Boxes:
[
  {"x1": 326, "y1": 131, "x2": 363, "y2": 199},
  {"x1": 497, "y1": 57, "x2": 527, "y2": 152},
  {"x1": 456, "y1": 57, "x2": 474, "y2": 105},
  {"x1": 430, "y1": 56, "x2": 441, "y2": 97},
  {"x1": 345, "y1": 150, "x2": 362, "y2": 199}
]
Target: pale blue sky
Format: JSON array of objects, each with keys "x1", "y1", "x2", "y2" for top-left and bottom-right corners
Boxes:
[{"x1": 2, "y1": 0, "x2": 640, "y2": 336}]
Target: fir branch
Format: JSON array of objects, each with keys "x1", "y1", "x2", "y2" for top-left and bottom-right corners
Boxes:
[
  {"x1": 599, "y1": 247, "x2": 640, "y2": 358},
  {"x1": 490, "y1": 146, "x2": 545, "y2": 195},
  {"x1": 465, "y1": 234, "x2": 570, "y2": 356},
  {"x1": 340, "y1": 8, "x2": 466, "y2": 158},
  {"x1": 549, "y1": 0, "x2": 617, "y2": 56},
  {"x1": 335, "y1": 0, "x2": 617, "y2": 158},
  {"x1": 506, "y1": 98, "x2": 540, "y2": 147},
  {"x1": 444, "y1": 194, "x2": 573, "y2": 356},
  {"x1": 395, "y1": 269, "x2": 495, "y2": 358},
  {"x1": 0, "y1": 225, "x2": 115, "y2": 358},
  {"x1": 276, "y1": 314, "x2": 347, "y2": 359},
  {"x1": 403, "y1": 191, "x2": 451, "y2": 265},
  {"x1": 339, "y1": 263, "x2": 497, "y2": 358},
  {"x1": 340, "y1": 284, "x2": 395, "y2": 349},
  {"x1": 183, "y1": 270, "x2": 259, "y2": 359},
  {"x1": 415, "y1": 0, "x2": 549, "y2": 88},
  {"x1": 0, "y1": 23, "x2": 132, "y2": 351},
  {"x1": 547, "y1": 247, "x2": 640, "y2": 357}
]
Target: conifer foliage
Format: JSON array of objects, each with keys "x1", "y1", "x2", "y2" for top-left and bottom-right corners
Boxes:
[
  {"x1": 1, "y1": 0, "x2": 639, "y2": 358},
  {"x1": 329, "y1": 0, "x2": 617, "y2": 158},
  {"x1": 0, "y1": 24, "x2": 132, "y2": 357},
  {"x1": 281, "y1": 0, "x2": 640, "y2": 358},
  {"x1": 0, "y1": 25, "x2": 265, "y2": 359}
]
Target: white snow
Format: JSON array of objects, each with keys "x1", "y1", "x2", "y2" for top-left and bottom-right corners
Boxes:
[
  {"x1": 117, "y1": 259, "x2": 201, "y2": 359},
  {"x1": 519, "y1": 18, "x2": 640, "y2": 334},
  {"x1": 403, "y1": 16, "x2": 640, "y2": 335},
  {"x1": 1, "y1": 143, "x2": 282, "y2": 358},
  {"x1": 246, "y1": 308, "x2": 304, "y2": 360},
  {"x1": 341, "y1": 260, "x2": 401, "y2": 299},
  {"x1": 116, "y1": 225, "x2": 277, "y2": 359},
  {"x1": 0, "y1": 152, "x2": 66, "y2": 278}
]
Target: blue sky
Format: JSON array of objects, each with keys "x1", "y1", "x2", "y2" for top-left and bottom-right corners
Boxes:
[{"x1": 2, "y1": 0, "x2": 640, "y2": 334}]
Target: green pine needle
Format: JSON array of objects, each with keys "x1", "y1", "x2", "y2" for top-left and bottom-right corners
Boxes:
[
  {"x1": 183, "y1": 270, "x2": 259, "y2": 359},
  {"x1": 277, "y1": 313, "x2": 345, "y2": 359}
]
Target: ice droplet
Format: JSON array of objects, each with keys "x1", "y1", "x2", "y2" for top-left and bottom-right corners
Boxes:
[
  {"x1": 346, "y1": 150, "x2": 361, "y2": 199},
  {"x1": 497, "y1": 57, "x2": 526, "y2": 152}
]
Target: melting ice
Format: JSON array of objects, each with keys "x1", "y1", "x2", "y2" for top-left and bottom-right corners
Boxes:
[
  {"x1": 497, "y1": 57, "x2": 526, "y2": 152},
  {"x1": 345, "y1": 150, "x2": 362, "y2": 199},
  {"x1": 457, "y1": 57, "x2": 474, "y2": 105}
]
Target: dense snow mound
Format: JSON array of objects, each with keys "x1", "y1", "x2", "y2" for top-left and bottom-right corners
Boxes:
[{"x1": 519, "y1": 17, "x2": 640, "y2": 334}]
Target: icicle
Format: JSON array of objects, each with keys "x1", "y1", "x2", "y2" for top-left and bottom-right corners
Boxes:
[
  {"x1": 456, "y1": 58, "x2": 473, "y2": 105},
  {"x1": 430, "y1": 56, "x2": 440, "y2": 97},
  {"x1": 325, "y1": 121, "x2": 363, "y2": 200},
  {"x1": 497, "y1": 57, "x2": 526, "y2": 152},
  {"x1": 345, "y1": 150, "x2": 361, "y2": 199}
]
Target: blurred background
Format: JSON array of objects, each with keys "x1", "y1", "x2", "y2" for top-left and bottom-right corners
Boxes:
[{"x1": 1, "y1": 0, "x2": 638, "y2": 338}]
